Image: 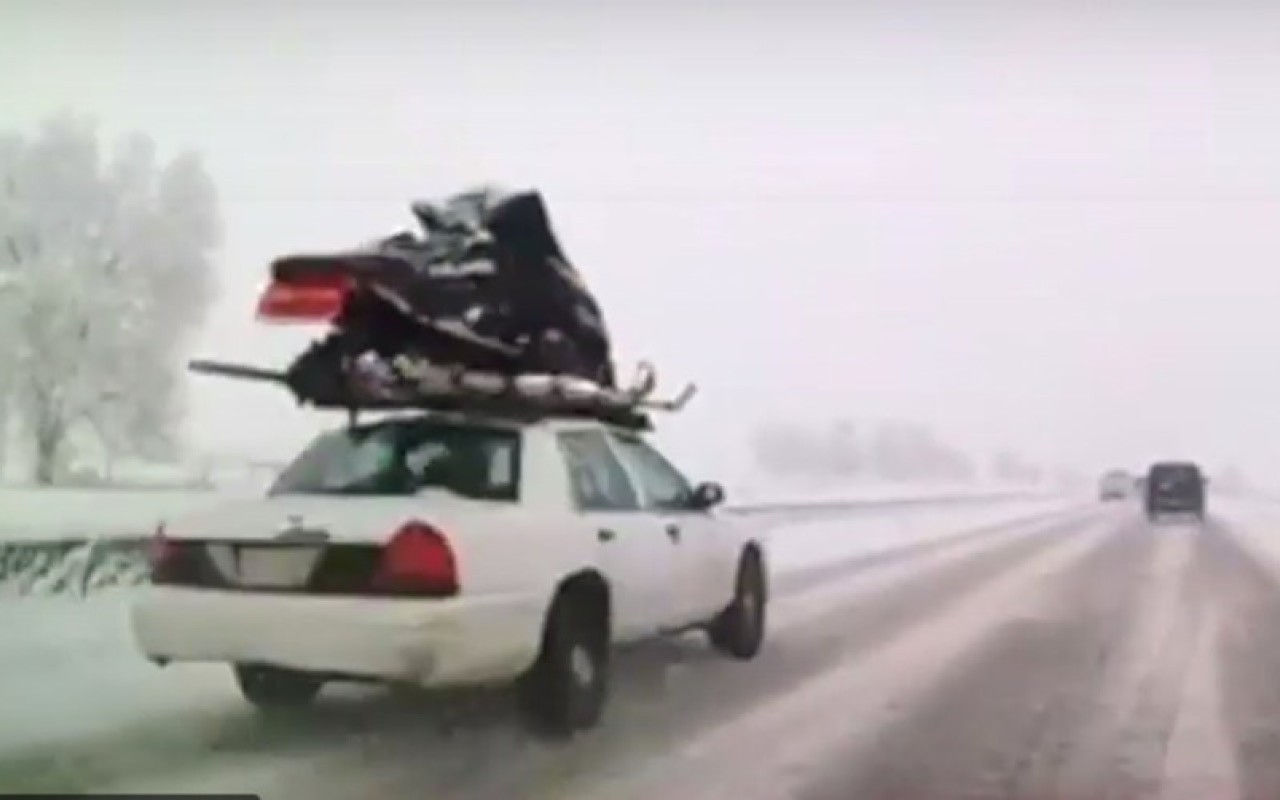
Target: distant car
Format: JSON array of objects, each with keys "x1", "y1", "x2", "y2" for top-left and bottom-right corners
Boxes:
[
  {"x1": 1144, "y1": 461, "x2": 1206, "y2": 522},
  {"x1": 1098, "y1": 470, "x2": 1133, "y2": 501}
]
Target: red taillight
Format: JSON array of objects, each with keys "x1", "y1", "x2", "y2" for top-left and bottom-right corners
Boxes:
[
  {"x1": 256, "y1": 275, "x2": 352, "y2": 322},
  {"x1": 148, "y1": 523, "x2": 179, "y2": 582},
  {"x1": 372, "y1": 521, "x2": 459, "y2": 597}
]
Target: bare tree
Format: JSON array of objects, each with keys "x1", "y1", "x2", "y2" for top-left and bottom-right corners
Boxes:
[
  {"x1": 991, "y1": 450, "x2": 1044, "y2": 485},
  {"x1": 751, "y1": 418, "x2": 863, "y2": 480},
  {"x1": 865, "y1": 420, "x2": 977, "y2": 484}
]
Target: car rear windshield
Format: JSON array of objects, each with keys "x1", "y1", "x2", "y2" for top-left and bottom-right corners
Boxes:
[
  {"x1": 1149, "y1": 464, "x2": 1202, "y2": 486},
  {"x1": 269, "y1": 419, "x2": 521, "y2": 501}
]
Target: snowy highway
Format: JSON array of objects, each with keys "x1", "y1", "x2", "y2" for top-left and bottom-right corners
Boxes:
[{"x1": 9, "y1": 498, "x2": 1280, "y2": 799}]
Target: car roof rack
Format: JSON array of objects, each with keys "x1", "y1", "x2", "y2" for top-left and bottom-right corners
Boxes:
[{"x1": 187, "y1": 357, "x2": 696, "y2": 433}]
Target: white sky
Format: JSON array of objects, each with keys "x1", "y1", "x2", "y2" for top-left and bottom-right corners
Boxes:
[{"x1": 4, "y1": 0, "x2": 1280, "y2": 482}]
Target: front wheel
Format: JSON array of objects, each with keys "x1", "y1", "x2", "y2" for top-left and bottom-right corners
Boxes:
[
  {"x1": 708, "y1": 549, "x2": 767, "y2": 660},
  {"x1": 234, "y1": 664, "x2": 323, "y2": 711}
]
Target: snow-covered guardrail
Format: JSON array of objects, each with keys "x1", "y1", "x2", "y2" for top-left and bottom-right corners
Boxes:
[
  {"x1": 0, "y1": 485, "x2": 1054, "y2": 544},
  {"x1": 730, "y1": 490, "x2": 1054, "y2": 517},
  {"x1": 0, "y1": 485, "x2": 1060, "y2": 596}
]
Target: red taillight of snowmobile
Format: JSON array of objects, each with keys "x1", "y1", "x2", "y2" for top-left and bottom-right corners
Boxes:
[
  {"x1": 371, "y1": 521, "x2": 460, "y2": 598},
  {"x1": 256, "y1": 275, "x2": 352, "y2": 323}
]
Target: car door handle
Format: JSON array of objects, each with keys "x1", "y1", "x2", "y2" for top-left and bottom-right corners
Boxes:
[
  {"x1": 598, "y1": 529, "x2": 616, "y2": 543},
  {"x1": 665, "y1": 523, "x2": 681, "y2": 542}
]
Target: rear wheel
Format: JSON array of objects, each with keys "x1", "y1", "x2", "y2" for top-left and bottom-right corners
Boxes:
[
  {"x1": 709, "y1": 549, "x2": 767, "y2": 660},
  {"x1": 234, "y1": 664, "x2": 323, "y2": 710},
  {"x1": 519, "y1": 593, "x2": 609, "y2": 737}
]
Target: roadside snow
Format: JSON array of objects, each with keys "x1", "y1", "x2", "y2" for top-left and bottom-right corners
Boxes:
[
  {"x1": 764, "y1": 497, "x2": 1080, "y2": 572},
  {"x1": 0, "y1": 590, "x2": 229, "y2": 752},
  {"x1": 1206, "y1": 497, "x2": 1280, "y2": 566},
  {"x1": 730, "y1": 480, "x2": 1046, "y2": 508},
  {"x1": 0, "y1": 487, "x2": 245, "y2": 542}
]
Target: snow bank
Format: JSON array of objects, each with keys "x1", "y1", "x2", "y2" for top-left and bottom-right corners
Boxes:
[
  {"x1": 0, "y1": 540, "x2": 150, "y2": 597},
  {"x1": 0, "y1": 487, "x2": 245, "y2": 543},
  {"x1": 1206, "y1": 497, "x2": 1280, "y2": 565},
  {"x1": 729, "y1": 480, "x2": 1050, "y2": 511},
  {"x1": 0, "y1": 589, "x2": 232, "y2": 754}
]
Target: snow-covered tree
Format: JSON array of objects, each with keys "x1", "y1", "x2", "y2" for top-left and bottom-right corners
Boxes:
[
  {"x1": 0, "y1": 114, "x2": 221, "y2": 483},
  {"x1": 866, "y1": 421, "x2": 977, "y2": 483},
  {"x1": 991, "y1": 450, "x2": 1044, "y2": 485},
  {"x1": 0, "y1": 130, "x2": 25, "y2": 476},
  {"x1": 751, "y1": 417, "x2": 982, "y2": 484},
  {"x1": 751, "y1": 419, "x2": 862, "y2": 480}
]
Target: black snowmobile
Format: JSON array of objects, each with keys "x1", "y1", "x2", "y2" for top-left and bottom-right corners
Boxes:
[{"x1": 191, "y1": 186, "x2": 694, "y2": 429}]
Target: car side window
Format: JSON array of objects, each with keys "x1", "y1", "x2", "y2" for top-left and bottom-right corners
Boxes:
[
  {"x1": 608, "y1": 433, "x2": 694, "y2": 511},
  {"x1": 557, "y1": 430, "x2": 641, "y2": 512}
]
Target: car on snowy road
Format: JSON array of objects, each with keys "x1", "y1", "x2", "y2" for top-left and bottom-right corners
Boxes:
[
  {"x1": 1143, "y1": 461, "x2": 1207, "y2": 522},
  {"x1": 1097, "y1": 469, "x2": 1134, "y2": 501},
  {"x1": 131, "y1": 410, "x2": 767, "y2": 735}
]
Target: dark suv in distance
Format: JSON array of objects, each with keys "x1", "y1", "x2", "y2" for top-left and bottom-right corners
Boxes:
[{"x1": 1144, "y1": 461, "x2": 1207, "y2": 522}]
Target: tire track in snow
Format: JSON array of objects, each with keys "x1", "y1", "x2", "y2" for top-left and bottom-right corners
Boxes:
[
  {"x1": 1200, "y1": 519, "x2": 1280, "y2": 800},
  {"x1": 569, "y1": 512, "x2": 1119, "y2": 800},
  {"x1": 1051, "y1": 518, "x2": 1210, "y2": 800},
  {"x1": 1159, "y1": 606, "x2": 1238, "y2": 800},
  {"x1": 794, "y1": 513, "x2": 1209, "y2": 800}
]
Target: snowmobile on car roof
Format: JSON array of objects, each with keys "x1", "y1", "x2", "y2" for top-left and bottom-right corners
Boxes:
[{"x1": 189, "y1": 186, "x2": 695, "y2": 429}]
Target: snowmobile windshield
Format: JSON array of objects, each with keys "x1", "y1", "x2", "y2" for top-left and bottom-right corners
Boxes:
[
  {"x1": 409, "y1": 190, "x2": 500, "y2": 264},
  {"x1": 269, "y1": 418, "x2": 521, "y2": 502}
]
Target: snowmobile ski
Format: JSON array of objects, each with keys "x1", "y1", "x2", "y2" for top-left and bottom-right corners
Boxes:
[{"x1": 188, "y1": 359, "x2": 289, "y2": 385}]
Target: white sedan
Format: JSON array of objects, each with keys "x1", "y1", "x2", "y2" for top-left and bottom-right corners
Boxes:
[{"x1": 132, "y1": 410, "x2": 767, "y2": 735}]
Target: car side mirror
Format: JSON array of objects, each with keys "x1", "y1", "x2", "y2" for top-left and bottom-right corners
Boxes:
[{"x1": 689, "y1": 481, "x2": 726, "y2": 510}]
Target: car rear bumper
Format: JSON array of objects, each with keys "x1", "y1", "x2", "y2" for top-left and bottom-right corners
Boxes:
[
  {"x1": 131, "y1": 586, "x2": 546, "y2": 687},
  {"x1": 1147, "y1": 499, "x2": 1205, "y2": 514}
]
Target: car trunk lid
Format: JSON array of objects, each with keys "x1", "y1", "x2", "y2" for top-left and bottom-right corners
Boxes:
[{"x1": 153, "y1": 494, "x2": 514, "y2": 596}]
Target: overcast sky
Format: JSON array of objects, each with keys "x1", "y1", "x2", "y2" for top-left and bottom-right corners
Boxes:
[{"x1": 4, "y1": 0, "x2": 1280, "y2": 482}]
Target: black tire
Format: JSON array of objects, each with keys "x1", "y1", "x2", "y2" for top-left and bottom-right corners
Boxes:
[
  {"x1": 519, "y1": 593, "x2": 608, "y2": 737},
  {"x1": 234, "y1": 664, "x2": 323, "y2": 710},
  {"x1": 708, "y1": 549, "x2": 767, "y2": 660}
]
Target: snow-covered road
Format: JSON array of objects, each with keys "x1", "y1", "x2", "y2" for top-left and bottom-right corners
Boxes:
[{"x1": 11, "y1": 497, "x2": 1280, "y2": 799}]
